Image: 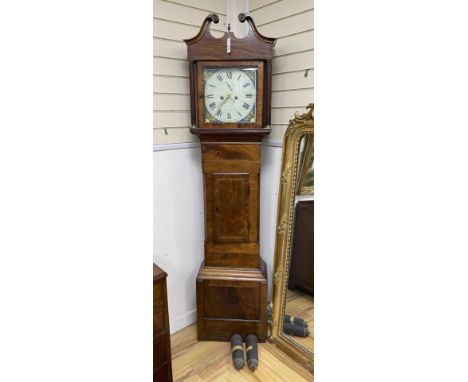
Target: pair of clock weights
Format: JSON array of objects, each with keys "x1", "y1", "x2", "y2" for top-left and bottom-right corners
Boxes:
[
  {"x1": 230, "y1": 333, "x2": 259, "y2": 371},
  {"x1": 184, "y1": 13, "x2": 276, "y2": 342}
]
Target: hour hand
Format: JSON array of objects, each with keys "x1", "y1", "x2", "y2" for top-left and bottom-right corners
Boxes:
[
  {"x1": 219, "y1": 94, "x2": 231, "y2": 109},
  {"x1": 227, "y1": 83, "x2": 233, "y2": 92}
]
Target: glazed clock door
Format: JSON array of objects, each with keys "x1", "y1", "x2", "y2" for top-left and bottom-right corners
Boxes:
[
  {"x1": 196, "y1": 61, "x2": 264, "y2": 128},
  {"x1": 203, "y1": 67, "x2": 257, "y2": 123}
]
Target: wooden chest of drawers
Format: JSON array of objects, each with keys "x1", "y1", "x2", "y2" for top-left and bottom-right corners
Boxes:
[{"x1": 153, "y1": 264, "x2": 172, "y2": 382}]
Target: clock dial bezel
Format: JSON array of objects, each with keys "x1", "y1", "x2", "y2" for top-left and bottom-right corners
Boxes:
[
  {"x1": 203, "y1": 67, "x2": 257, "y2": 124},
  {"x1": 196, "y1": 60, "x2": 264, "y2": 129}
]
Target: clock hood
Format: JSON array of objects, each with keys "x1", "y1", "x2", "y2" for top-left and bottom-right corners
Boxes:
[{"x1": 184, "y1": 13, "x2": 276, "y2": 62}]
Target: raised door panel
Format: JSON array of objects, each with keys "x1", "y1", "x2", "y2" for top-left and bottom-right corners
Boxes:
[
  {"x1": 203, "y1": 280, "x2": 260, "y2": 320},
  {"x1": 213, "y1": 174, "x2": 250, "y2": 243}
]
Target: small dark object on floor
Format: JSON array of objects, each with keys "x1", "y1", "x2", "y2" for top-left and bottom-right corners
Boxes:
[
  {"x1": 284, "y1": 314, "x2": 308, "y2": 328},
  {"x1": 283, "y1": 322, "x2": 310, "y2": 337},
  {"x1": 245, "y1": 334, "x2": 259, "y2": 371},
  {"x1": 230, "y1": 334, "x2": 244, "y2": 370}
]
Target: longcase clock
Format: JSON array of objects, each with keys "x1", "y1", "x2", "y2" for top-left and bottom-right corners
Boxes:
[{"x1": 185, "y1": 13, "x2": 276, "y2": 342}]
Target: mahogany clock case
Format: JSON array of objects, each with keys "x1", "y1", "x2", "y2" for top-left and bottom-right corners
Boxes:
[{"x1": 185, "y1": 14, "x2": 276, "y2": 343}]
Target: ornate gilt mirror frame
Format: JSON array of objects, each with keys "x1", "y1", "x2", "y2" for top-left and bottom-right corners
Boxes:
[{"x1": 267, "y1": 103, "x2": 314, "y2": 373}]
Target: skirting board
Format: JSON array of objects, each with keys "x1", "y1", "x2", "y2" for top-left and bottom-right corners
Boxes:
[
  {"x1": 153, "y1": 139, "x2": 282, "y2": 152},
  {"x1": 170, "y1": 309, "x2": 197, "y2": 335}
]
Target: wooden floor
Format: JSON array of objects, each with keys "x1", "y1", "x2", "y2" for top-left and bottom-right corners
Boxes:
[
  {"x1": 285, "y1": 289, "x2": 314, "y2": 352},
  {"x1": 170, "y1": 324, "x2": 313, "y2": 382}
]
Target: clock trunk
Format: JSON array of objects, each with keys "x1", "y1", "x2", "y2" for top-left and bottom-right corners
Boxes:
[
  {"x1": 202, "y1": 143, "x2": 260, "y2": 268},
  {"x1": 192, "y1": 129, "x2": 269, "y2": 342}
]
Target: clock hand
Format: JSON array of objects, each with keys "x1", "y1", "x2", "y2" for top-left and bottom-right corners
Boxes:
[
  {"x1": 218, "y1": 94, "x2": 231, "y2": 110},
  {"x1": 227, "y1": 83, "x2": 233, "y2": 92}
]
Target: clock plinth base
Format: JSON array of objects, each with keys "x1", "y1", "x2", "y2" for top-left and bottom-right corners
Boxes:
[{"x1": 196, "y1": 259, "x2": 268, "y2": 342}]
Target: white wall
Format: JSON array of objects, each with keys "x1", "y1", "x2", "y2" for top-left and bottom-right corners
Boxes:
[
  {"x1": 153, "y1": 0, "x2": 227, "y2": 145},
  {"x1": 250, "y1": 0, "x2": 314, "y2": 142},
  {"x1": 259, "y1": 143, "x2": 283, "y2": 298},
  {"x1": 153, "y1": 145, "x2": 205, "y2": 333}
]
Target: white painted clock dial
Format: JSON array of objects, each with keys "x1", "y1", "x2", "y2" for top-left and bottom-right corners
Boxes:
[{"x1": 204, "y1": 68, "x2": 257, "y2": 123}]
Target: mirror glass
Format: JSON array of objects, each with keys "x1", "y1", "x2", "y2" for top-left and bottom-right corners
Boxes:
[{"x1": 282, "y1": 133, "x2": 314, "y2": 354}]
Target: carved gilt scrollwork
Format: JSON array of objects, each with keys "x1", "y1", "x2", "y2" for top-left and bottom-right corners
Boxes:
[
  {"x1": 273, "y1": 268, "x2": 283, "y2": 286},
  {"x1": 281, "y1": 164, "x2": 290, "y2": 184},
  {"x1": 276, "y1": 219, "x2": 288, "y2": 233}
]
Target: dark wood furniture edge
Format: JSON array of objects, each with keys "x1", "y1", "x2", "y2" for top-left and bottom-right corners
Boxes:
[
  {"x1": 184, "y1": 14, "x2": 276, "y2": 62},
  {"x1": 190, "y1": 128, "x2": 271, "y2": 136},
  {"x1": 197, "y1": 258, "x2": 268, "y2": 282},
  {"x1": 153, "y1": 263, "x2": 173, "y2": 382},
  {"x1": 154, "y1": 263, "x2": 167, "y2": 281},
  {"x1": 184, "y1": 14, "x2": 220, "y2": 45},
  {"x1": 184, "y1": 13, "x2": 276, "y2": 47}
]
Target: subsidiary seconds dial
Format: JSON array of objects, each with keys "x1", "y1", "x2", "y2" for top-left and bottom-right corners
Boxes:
[{"x1": 204, "y1": 68, "x2": 256, "y2": 123}]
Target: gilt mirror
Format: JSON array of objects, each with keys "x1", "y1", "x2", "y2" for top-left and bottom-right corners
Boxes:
[{"x1": 268, "y1": 104, "x2": 314, "y2": 373}]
